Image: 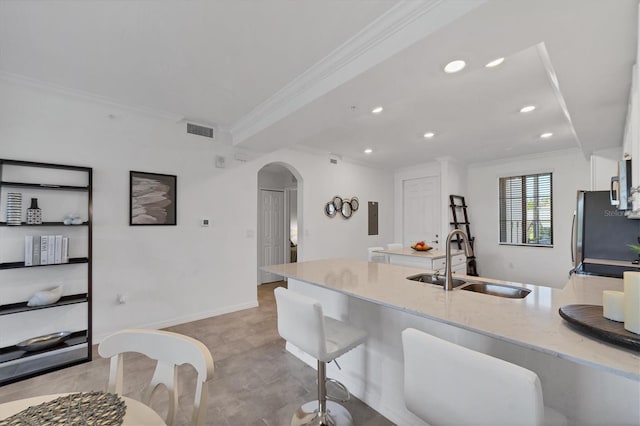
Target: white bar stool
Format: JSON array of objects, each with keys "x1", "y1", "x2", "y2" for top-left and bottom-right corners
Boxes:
[
  {"x1": 275, "y1": 287, "x2": 367, "y2": 426},
  {"x1": 386, "y1": 243, "x2": 403, "y2": 250},
  {"x1": 401, "y1": 328, "x2": 567, "y2": 426}
]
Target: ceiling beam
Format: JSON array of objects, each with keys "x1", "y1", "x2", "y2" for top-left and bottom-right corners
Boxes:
[{"x1": 230, "y1": 0, "x2": 486, "y2": 148}]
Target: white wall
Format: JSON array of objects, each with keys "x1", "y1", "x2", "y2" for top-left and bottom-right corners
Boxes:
[
  {"x1": 256, "y1": 151, "x2": 395, "y2": 262},
  {"x1": 0, "y1": 79, "x2": 394, "y2": 341},
  {"x1": 466, "y1": 149, "x2": 590, "y2": 287}
]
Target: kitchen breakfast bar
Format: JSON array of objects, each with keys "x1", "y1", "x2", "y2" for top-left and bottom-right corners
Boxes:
[{"x1": 264, "y1": 259, "x2": 640, "y2": 425}]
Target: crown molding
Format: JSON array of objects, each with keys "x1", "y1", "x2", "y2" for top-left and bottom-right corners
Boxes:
[
  {"x1": 231, "y1": 0, "x2": 486, "y2": 146},
  {"x1": 0, "y1": 70, "x2": 185, "y2": 122}
]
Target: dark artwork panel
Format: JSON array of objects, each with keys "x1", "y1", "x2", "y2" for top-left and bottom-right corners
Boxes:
[{"x1": 130, "y1": 171, "x2": 177, "y2": 226}]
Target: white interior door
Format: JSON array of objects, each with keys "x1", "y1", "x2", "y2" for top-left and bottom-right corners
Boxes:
[
  {"x1": 403, "y1": 176, "x2": 440, "y2": 248},
  {"x1": 259, "y1": 189, "x2": 285, "y2": 284}
]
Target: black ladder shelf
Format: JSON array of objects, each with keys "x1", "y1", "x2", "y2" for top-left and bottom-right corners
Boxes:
[{"x1": 449, "y1": 195, "x2": 478, "y2": 276}]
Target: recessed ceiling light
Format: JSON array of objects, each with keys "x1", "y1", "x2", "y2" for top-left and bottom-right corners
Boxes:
[
  {"x1": 444, "y1": 60, "x2": 466, "y2": 73},
  {"x1": 485, "y1": 57, "x2": 505, "y2": 68},
  {"x1": 423, "y1": 132, "x2": 435, "y2": 138},
  {"x1": 520, "y1": 105, "x2": 536, "y2": 113},
  {"x1": 364, "y1": 148, "x2": 373, "y2": 154},
  {"x1": 371, "y1": 106, "x2": 383, "y2": 114},
  {"x1": 540, "y1": 132, "x2": 553, "y2": 139}
]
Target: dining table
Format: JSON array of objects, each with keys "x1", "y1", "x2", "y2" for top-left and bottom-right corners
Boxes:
[{"x1": 0, "y1": 392, "x2": 166, "y2": 425}]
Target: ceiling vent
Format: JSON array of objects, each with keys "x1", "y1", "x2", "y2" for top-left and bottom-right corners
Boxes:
[{"x1": 187, "y1": 123, "x2": 214, "y2": 139}]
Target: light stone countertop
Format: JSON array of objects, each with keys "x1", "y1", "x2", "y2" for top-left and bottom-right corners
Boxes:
[
  {"x1": 264, "y1": 258, "x2": 640, "y2": 380},
  {"x1": 373, "y1": 247, "x2": 462, "y2": 259}
]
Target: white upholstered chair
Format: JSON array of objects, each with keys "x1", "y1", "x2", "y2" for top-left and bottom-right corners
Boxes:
[
  {"x1": 367, "y1": 246, "x2": 387, "y2": 263},
  {"x1": 401, "y1": 328, "x2": 567, "y2": 426},
  {"x1": 386, "y1": 243, "x2": 403, "y2": 250},
  {"x1": 275, "y1": 287, "x2": 367, "y2": 426},
  {"x1": 98, "y1": 328, "x2": 215, "y2": 426}
]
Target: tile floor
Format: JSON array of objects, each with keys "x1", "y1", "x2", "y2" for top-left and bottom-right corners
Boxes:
[{"x1": 0, "y1": 282, "x2": 393, "y2": 425}]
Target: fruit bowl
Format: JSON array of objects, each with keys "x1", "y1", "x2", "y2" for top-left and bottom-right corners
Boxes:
[{"x1": 411, "y1": 244, "x2": 432, "y2": 252}]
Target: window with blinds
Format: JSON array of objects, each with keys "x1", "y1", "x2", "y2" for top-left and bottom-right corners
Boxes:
[{"x1": 499, "y1": 173, "x2": 553, "y2": 246}]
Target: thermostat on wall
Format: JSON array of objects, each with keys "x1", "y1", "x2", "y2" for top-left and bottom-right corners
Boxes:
[
  {"x1": 215, "y1": 155, "x2": 226, "y2": 168},
  {"x1": 201, "y1": 218, "x2": 210, "y2": 227}
]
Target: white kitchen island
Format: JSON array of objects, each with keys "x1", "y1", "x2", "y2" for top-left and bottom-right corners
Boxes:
[
  {"x1": 373, "y1": 247, "x2": 467, "y2": 274},
  {"x1": 264, "y1": 259, "x2": 640, "y2": 426}
]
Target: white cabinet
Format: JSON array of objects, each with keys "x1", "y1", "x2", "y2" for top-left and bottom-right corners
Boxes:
[
  {"x1": 624, "y1": 64, "x2": 639, "y2": 189},
  {"x1": 625, "y1": 67, "x2": 640, "y2": 216},
  {"x1": 631, "y1": 65, "x2": 639, "y2": 193},
  {"x1": 623, "y1": 3, "x2": 640, "y2": 214},
  {"x1": 432, "y1": 253, "x2": 466, "y2": 274},
  {"x1": 387, "y1": 250, "x2": 467, "y2": 274}
]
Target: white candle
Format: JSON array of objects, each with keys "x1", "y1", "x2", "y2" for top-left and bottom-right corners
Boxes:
[
  {"x1": 603, "y1": 291, "x2": 625, "y2": 322},
  {"x1": 623, "y1": 272, "x2": 640, "y2": 334}
]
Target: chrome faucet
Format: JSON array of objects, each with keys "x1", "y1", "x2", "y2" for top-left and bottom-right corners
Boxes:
[{"x1": 444, "y1": 229, "x2": 474, "y2": 291}]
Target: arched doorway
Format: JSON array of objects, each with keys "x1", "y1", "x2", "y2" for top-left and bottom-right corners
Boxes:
[{"x1": 257, "y1": 162, "x2": 302, "y2": 285}]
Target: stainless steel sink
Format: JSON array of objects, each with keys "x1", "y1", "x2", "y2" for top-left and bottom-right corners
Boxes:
[
  {"x1": 460, "y1": 282, "x2": 531, "y2": 299},
  {"x1": 406, "y1": 273, "x2": 530, "y2": 299},
  {"x1": 406, "y1": 273, "x2": 467, "y2": 288}
]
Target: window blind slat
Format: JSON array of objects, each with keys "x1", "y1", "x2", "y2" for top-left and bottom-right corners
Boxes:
[{"x1": 499, "y1": 172, "x2": 552, "y2": 246}]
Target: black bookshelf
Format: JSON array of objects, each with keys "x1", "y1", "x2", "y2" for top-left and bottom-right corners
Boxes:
[
  {"x1": 0, "y1": 181, "x2": 89, "y2": 191},
  {"x1": 0, "y1": 257, "x2": 89, "y2": 270},
  {"x1": 0, "y1": 331, "x2": 88, "y2": 364},
  {"x1": 0, "y1": 158, "x2": 92, "y2": 385},
  {"x1": 0, "y1": 221, "x2": 89, "y2": 226},
  {"x1": 0, "y1": 293, "x2": 88, "y2": 316}
]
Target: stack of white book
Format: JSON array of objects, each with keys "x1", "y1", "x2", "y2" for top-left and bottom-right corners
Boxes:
[{"x1": 24, "y1": 235, "x2": 70, "y2": 266}]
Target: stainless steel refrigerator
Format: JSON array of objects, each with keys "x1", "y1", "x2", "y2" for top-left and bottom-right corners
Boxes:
[{"x1": 572, "y1": 190, "x2": 640, "y2": 277}]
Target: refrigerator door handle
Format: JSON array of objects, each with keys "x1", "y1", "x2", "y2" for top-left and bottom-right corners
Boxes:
[
  {"x1": 569, "y1": 211, "x2": 577, "y2": 276},
  {"x1": 570, "y1": 211, "x2": 576, "y2": 264}
]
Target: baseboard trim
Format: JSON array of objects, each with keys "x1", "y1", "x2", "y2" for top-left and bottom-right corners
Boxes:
[{"x1": 93, "y1": 300, "x2": 258, "y2": 343}]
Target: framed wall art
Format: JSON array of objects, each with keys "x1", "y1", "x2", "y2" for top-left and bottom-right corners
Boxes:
[{"x1": 129, "y1": 171, "x2": 177, "y2": 226}]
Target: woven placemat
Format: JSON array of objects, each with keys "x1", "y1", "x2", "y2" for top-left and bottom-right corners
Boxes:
[{"x1": 0, "y1": 391, "x2": 126, "y2": 426}]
